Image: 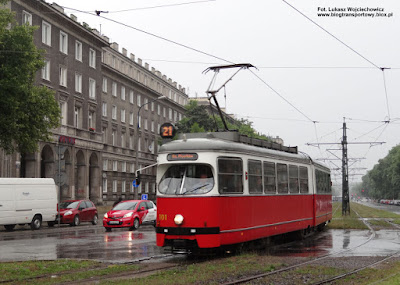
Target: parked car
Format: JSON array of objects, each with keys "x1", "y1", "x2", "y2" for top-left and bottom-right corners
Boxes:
[
  {"x1": 57, "y1": 200, "x2": 98, "y2": 226},
  {"x1": 103, "y1": 200, "x2": 157, "y2": 232}
]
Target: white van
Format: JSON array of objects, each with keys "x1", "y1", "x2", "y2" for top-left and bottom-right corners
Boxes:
[{"x1": 0, "y1": 178, "x2": 58, "y2": 231}]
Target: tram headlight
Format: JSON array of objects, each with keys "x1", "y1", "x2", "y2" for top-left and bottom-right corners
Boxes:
[{"x1": 174, "y1": 214, "x2": 184, "y2": 225}]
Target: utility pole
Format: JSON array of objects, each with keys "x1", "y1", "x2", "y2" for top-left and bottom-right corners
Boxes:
[
  {"x1": 307, "y1": 118, "x2": 385, "y2": 216},
  {"x1": 342, "y1": 118, "x2": 350, "y2": 215}
]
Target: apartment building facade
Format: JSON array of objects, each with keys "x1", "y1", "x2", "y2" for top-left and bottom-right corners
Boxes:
[{"x1": 1, "y1": 0, "x2": 188, "y2": 204}]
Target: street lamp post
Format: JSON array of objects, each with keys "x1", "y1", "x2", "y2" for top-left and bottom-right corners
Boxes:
[{"x1": 134, "y1": 95, "x2": 166, "y2": 199}]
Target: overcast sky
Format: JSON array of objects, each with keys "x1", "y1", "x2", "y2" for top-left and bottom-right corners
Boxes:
[{"x1": 47, "y1": 0, "x2": 400, "y2": 185}]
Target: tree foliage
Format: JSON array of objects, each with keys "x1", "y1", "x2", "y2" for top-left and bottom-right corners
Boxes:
[
  {"x1": 361, "y1": 145, "x2": 400, "y2": 199},
  {"x1": 176, "y1": 100, "x2": 271, "y2": 141},
  {"x1": 0, "y1": 4, "x2": 60, "y2": 154}
]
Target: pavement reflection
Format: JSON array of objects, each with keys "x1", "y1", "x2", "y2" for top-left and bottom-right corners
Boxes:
[{"x1": 1, "y1": 225, "x2": 400, "y2": 262}]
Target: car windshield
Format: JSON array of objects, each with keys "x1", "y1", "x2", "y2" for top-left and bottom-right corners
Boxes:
[
  {"x1": 60, "y1": 201, "x2": 79, "y2": 209},
  {"x1": 159, "y1": 164, "x2": 214, "y2": 195},
  {"x1": 113, "y1": 201, "x2": 138, "y2": 211}
]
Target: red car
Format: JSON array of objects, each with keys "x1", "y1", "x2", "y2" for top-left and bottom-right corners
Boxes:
[
  {"x1": 103, "y1": 200, "x2": 157, "y2": 232},
  {"x1": 57, "y1": 200, "x2": 98, "y2": 226}
]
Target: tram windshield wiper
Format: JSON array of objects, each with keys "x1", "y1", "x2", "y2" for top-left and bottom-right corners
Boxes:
[{"x1": 183, "y1": 184, "x2": 210, "y2": 195}]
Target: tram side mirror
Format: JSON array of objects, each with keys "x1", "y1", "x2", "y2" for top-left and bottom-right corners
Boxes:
[{"x1": 135, "y1": 171, "x2": 141, "y2": 186}]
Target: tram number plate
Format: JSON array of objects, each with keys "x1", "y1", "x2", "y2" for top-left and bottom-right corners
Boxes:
[{"x1": 109, "y1": 221, "x2": 120, "y2": 224}]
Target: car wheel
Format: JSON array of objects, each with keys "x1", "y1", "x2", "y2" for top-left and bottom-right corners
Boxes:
[
  {"x1": 47, "y1": 221, "x2": 55, "y2": 227},
  {"x1": 105, "y1": 227, "x2": 112, "y2": 232},
  {"x1": 30, "y1": 215, "x2": 42, "y2": 230},
  {"x1": 72, "y1": 215, "x2": 80, "y2": 226},
  {"x1": 4, "y1": 224, "x2": 16, "y2": 231},
  {"x1": 131, "y1": 218, "x2": 140, "y2": 230},
  {"x1": 92, "y1": 214, "x2": 98, "y2": 225}
]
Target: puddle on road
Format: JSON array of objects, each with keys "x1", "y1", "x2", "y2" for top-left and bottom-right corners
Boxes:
[
  {"x1": 267, "y1": 229, "x2": 400, "y2": 258},
  {"x1": 1, "y1": 228, "x2": 400, "y2": 262}
]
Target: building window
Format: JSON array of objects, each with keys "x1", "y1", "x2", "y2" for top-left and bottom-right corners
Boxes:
[
  {"x1": 112, "y1": 105, "x2": 117, "y2": 120},
  {"x1": 121, "y1": 86, "x2": 125, "y2": 101},
  {"x1": 74, "y1": 106, "x2": 81, "y2": 128},
  {"x1": 157, "y1": 104, "x2": 161, "y2": 115},
  {"x1": 137, "y1": 94, "x2": 141, "y2": 106},
  {"x1": 75, "y1": 41, "x2": 82, "y2": 61},
  {"x1": 59, "y1": 66, "x2": 67, "y2": 87},
  {"x1": 102, "y1": 179, "x2": 107, "y2": 193},
  {"x1": 59, "y1": 101, "x2": 67, "y2": 125},
  {"x1": 121, "y1": 109, "x2": 125, "y2": 123},
  {"x1": 122, "y1": 161, "x2": 126, "y2": 172},
  {"x1": 113, "y1": 160, "x2": 117, "y2": 171},
  {"x1": 129, "y1": 112, "x2": 134, "y2": 125},
  {"x1": 129, "y1": 135, "x2": 133, "y2": 149},
  {"x1": 42, "y1": 59, "x2": 50, "y2": 81},
  {"x1": 129, "y1": 91, "x2": 134, "y2": 104},
  {"x1": 151, "y1": 121, "x2": 154, "y2": 132},
  {"x1": 121, "y1": 133, "x2": 125, "y2": 148},
  {"x1": 122, "y1": 182, "x2": 126, "y2": 193},
  {"x1": 59, "y1": 31, "x2": 68, "y2": 54},
  {"x1": 103, "y1": 159, "x2": 108, "y2": 171},
  {"x1": 102, "y1": 77, "x2": 107, "y2": 93},
  {"x1": 102, "y1": 102, "x2": 107, "y2": 117},
  {"x1": 112, "y1": 82, "x2": 117, "y2": 97},
  {"x1": 88, "y1": 111, "x2": 95, "y2": 129},
  {"x1": 89, "y1": 78, "x2": 96, "y2": 99},
  {"x1": 144, "y1": 98, "x2": 148, "y2": 110},
  {"x1": 89, "y1": 48, "x2": 96, "y2": 68},
  {"x1": 22, "y1": 11, "x2": 32, "y2": 25},
  {"x1": 42, "y1": 21, "x2": 51, "y2": 46},
  {"x1": 75, "y1": 73, "x2": 82, "y2": 93},
  {"x1": 112, "y1": 130, "x2": 116, "y2": 146},
  {"x1": 112, "y1": 180, "x2": 117, "y2": 192}
]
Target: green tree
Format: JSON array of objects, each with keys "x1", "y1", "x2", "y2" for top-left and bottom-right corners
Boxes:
[
  {"x1": 176, "y1": 100, "x2": 214, "y2": 133},
  {"x1": 362, "y1": 145, "x2": 400, "y2": 200},
  {"x1": 176, "y1": 100, "x2": 271, "y2": 142},
  {"x1": 0, "y1": 2, "x2": 60, "y2": 154}
]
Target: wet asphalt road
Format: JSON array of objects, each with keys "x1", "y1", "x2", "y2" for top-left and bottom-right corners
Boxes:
[
  {"x1": 1, "y1": 201, "x2": 400, "y2": 263},
  {"x1": 0, "y1": 223, "x2": 164, "y2": 263}
]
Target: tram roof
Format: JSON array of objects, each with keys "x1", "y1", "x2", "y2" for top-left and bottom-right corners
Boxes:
[{"x1": 160, "y1": 132, "x2": 328, "y2": 168}]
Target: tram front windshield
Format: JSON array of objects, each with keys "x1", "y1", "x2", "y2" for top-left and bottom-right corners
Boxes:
[{"x1": 159, "y1": 164, "x2": 214, "y2": 195}]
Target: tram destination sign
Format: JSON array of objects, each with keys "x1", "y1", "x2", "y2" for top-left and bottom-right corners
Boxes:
[{"x1": 167, "y1": 153, "x2": 198, "y2": 161}]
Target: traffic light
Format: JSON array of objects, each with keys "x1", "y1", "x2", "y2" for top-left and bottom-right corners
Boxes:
[{"x1": 135, "y1": 171, "x2": 141, "y2": 186}]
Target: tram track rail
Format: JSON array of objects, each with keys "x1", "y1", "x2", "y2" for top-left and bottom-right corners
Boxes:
[
  {"x1": 0, "y1": 253, "x2": 177, "y2": 285},
  {"x1": 221, "y1": 209, "x2": 400, "y2": 285}
]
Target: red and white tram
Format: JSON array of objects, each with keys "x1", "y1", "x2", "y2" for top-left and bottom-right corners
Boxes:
[{"x1": 155, "y1": 131, "x2": 332, "y2": 252}]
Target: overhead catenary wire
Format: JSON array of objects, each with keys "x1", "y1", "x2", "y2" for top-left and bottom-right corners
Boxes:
[
  {"x1": 248, "y1": 69, "x2": 316, "y2": 123},
  {"x1": 280, "y1": 0, "x2": 381, "y2": 70},
  {"x1": 60, "y1": 6, "x2": 234, "y2": 65}
]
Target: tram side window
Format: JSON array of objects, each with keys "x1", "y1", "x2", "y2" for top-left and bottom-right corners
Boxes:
[
  {"x1": 263, "y1": 161, "x2": 276, "y2": 194},
  {"x1": 327, "y1": 173, "x2": 332, "y2": 193},
  {"x1": 218, "y1": 158, "x2": 243, "y2": 194},
  {"x1": 289, "y1": 165, "x2": 299, "y2": 193},
  {"x1": 299, "y1": 166, "x2": 309, "y2": 193},
  {"x1": 316, "y1": 170, "x2": 322, "y2": 194},
  {"x1": 248, "y1": 160, "x2": 262, "y2": 194},
  {"x1": 277, "y1": 163, "x2": 288, "y2": 193},
  {"x1": 315, "y1": 170, "x2": 331, "y2": 194}
]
